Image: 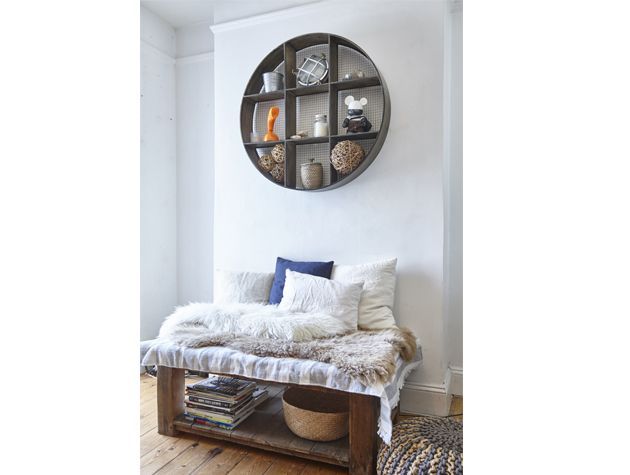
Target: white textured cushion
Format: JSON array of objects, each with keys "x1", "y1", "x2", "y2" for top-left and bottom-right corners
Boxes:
[
  {"x1": 214, "y1": 270, "x2": 275, "y2": 304},
  {"x1": 279, "y1": 270, "x2": 363, "y2": 332},
  {"x1": 331, "y1": 258, "x2": 398, "y2": 330}
]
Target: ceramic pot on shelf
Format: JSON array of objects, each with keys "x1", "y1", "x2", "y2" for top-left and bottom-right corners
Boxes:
[{"x1": 301, "y1": 159, "x2": 323, "y2": 190}]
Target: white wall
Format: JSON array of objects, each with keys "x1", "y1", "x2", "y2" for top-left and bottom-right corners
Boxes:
[
  {"x1": 444, "y1": 0, "x2": 463, "y2": 395},
  {"x1": 212, "y1": 0, "x2": 449, "y2": 412},
  {"x1": 140, "y1": 6, "x2": 177, "y2": 340},
  {"x1": 176, "y1": 22, "x2": 215, "y2": 304},
  {"x1": 176, "y1": 21, "x2": 214, "y2": 58},
  {"x1": 213, "y1": 0, "x2": 321, "y2": 24}
]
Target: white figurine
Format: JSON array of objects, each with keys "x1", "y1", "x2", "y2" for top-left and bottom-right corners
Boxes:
[{"x1": 342, "y1": 96, "x2": 372, "y2": 133}]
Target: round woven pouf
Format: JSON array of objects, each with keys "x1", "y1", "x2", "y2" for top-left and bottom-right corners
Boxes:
[{"x1": 377, "y1": 417, "x2": 463, "y2": 475}]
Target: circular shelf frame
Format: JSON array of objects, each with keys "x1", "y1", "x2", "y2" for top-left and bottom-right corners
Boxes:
[{"x1": 240, "y1": 33, "x2": 390, "y2": 192}]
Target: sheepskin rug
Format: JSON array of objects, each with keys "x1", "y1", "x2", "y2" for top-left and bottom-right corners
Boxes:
[
  {"x1": 159, "y1": 302, "x2": 349, "y2": 342},
  {"x1": 157, "y1": 302, "x2": 417, "y2": 385}
]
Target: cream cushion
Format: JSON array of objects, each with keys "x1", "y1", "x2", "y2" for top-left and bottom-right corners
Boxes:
[
  {"x1": 331, "y1": 258, "x2": 398, "y2": 329},
  {"x1": 279, "y1": 270, "x2": 363, "y2": 332},
  {"x1": 214, "y1": 269, "x2": 274, "y2": 304}
]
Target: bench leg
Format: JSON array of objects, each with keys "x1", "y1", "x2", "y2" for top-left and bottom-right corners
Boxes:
[
  {"x1": 349, "y1": 393, "x2": 379, "y2": 475},
  {"x1": 391, "y1": 405, "x2": 400, "y2": 425},
  {"x1": 157, "y1": 366, "x2": 185, "y2": 436}
]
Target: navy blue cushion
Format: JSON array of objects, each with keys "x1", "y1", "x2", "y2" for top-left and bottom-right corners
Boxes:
[{"x1": 268, "y1": 257, "x2": 334, "y2": 304}]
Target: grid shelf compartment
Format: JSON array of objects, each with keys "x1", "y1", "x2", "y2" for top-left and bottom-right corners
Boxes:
[
  {"x1": 336, "y1": 85, "x2": 384, "y2": 135},
  {"x1": 294, "y1": 44, "x2": 329, "y2": 89},
  {"x1": 295, "y1": 143, "x2": 331, "y2": 190},
  {"x1": 296, "y1": 92, "x2": 329, "y2": 140},
  {"x1": 253, "y1": 100, "x2": 286, "y2": 141}
]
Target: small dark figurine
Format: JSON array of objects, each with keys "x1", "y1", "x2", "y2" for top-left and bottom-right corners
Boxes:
[{"x1": 342, "y1": 95, "x2": 372, "y2": 133}]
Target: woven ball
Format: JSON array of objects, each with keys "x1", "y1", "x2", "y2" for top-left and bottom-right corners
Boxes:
[
  {"x1": 330, "y1": 140, "x2": 364, "y2": 175},
  {"x1": 269, "y1": 163, "x2": 284, "y2": 183},
  {"x1": 271, "y1": 144, "x2": 285, "y2": 163},
  {"x1": 257, "y1": 154, "x2": 274, "y2": 172},
  {"x1": 378, "y1": 416, "x2": 463, "y2": 475}
]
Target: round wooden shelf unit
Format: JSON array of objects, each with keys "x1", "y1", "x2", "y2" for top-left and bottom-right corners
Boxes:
[{"x1": 240, "y1": 33, "x2": 391, "y2": 191}]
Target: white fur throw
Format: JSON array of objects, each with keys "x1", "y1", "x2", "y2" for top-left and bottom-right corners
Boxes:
[{"x1": 158, "y1": 302, "x2": 348, "y2": 343}]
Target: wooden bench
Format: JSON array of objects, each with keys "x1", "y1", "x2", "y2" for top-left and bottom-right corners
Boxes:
[{"x1": 156, "y1": 365, "x2": 380, "y2": 475}]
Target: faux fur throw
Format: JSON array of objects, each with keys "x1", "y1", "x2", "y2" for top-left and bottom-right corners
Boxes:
[
  {"x1": 157, "y1": 302, "x2": 417, "y2": 385},
  {"x1": 159, "y1": 302, "x2": 350, "y2": 342}
]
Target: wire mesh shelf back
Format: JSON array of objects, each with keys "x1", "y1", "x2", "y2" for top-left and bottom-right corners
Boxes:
[
  {"x1": 297, "y1": 94, "x2": 328, "y2": 138},
  {"x1": 338, "y1": 46, "x2": 378, "y2": 80}
]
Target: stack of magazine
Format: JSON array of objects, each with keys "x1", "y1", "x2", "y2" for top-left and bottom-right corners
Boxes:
[{"x1": 184, "y1": 375, "x2": 268, "y2": 430}]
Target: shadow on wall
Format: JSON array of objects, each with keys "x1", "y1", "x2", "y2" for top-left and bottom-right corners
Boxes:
[{"x1": 394, "y1": 270, "x2": 443, "y2": 381}]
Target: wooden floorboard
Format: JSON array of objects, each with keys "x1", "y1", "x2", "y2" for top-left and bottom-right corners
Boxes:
[
  {"x1": 450, "y1": 396, "x2": 463, "y2": 422},
  {"x1": 191, "y1": 445, "x2": 248, "y2": 475},
  {"x1": 140, "y1": 374, "x2": 463, "y2": 474},
  {"x1": 228, "y1": 452, "x2": 275, "y2": 474},
  {"x1": 140, "y1": 436, "x2": 201, "y2": 474},
  {"x1": 154, "y1": 439, "x2": 228, "y2": 475}
]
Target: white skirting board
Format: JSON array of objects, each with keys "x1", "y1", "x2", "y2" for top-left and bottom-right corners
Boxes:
[
  {"x1": 399, "y1": 366, "x2": 463, "y2": 415},
  {"x1": 399, "y1": 382, "x2": 452, "y2": 417},
  {"x1": 449, "y1": 366, "x2": 463, "y2": 396}
]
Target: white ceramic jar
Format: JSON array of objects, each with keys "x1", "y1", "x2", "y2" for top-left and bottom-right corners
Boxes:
[{"x1": 313, "y1": 114, "x2": 329, "y2": 137}]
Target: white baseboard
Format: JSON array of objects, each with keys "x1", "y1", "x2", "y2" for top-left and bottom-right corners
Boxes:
[
  {"x1": 400, "y1": 382, "x2": 452, "y2": 417},
  {"x1": 400, "y1": 365, "x2": 463, "y2": 415},
  {"x1": 448, "y1": 366, "x2": 463, "y2": 396}
]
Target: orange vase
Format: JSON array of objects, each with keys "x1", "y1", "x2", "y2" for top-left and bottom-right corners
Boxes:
[{"x1": 264, "y1": 106, "x2": 280, "y2": 141}]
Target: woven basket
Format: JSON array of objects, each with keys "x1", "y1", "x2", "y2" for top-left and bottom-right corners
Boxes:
[
  {"x1": 330, "y1": 140, "x2": 365, "y2": 175},
  {"x1": 282, "y1": 388, "x2": 349, "y2": 442},
  {"x1": 300, "y1": 159, "x2": 323, "y2": 189}
]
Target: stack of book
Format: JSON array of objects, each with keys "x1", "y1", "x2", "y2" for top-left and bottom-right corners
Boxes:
[{"x1": 184, "y1": 375, "x2": 268, "y2": 430}]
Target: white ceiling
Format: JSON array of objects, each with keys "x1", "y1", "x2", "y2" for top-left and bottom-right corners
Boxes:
[{"x1": 140, "y1": 0, "x2": 321, "y2": 29}]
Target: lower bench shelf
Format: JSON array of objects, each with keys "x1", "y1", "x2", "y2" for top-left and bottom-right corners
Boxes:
[
  {"x1": 157, "y1": 365, "x2": 379, "y2": 474},
  {"x1": 173, "y1": 383, "x2": 349, "y2": 467}
]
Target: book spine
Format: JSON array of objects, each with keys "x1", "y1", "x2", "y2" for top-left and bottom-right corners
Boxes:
[
  {"x1": 187, "y1": 396, "x2": 233, "y2": 408},
  {"x1": 187, "y1": 382, "x2": 255, "y2": 397},
  {"x1": 185, "y1": 402, "x2": 233, "y2": 414},
  {"x1": 188, "y1": 386, "x2": 239, "y2": 396},
  {"x1": 185, "y1": 409, "x2": 235, "y2": 424},
  {"x1": 186, "y1": 390, "x2": 245, "y2": 402},
  {"x1": 192, "y1": 417, "x2": 235, "y2": 430},
  {"x1": 191, "y1": 408, "x2": 256, "y2": 431}
]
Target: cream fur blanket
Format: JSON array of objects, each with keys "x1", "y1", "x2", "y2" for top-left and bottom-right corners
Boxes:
[
  {"x1": 157, "y1": 302, "x2": 417, "y2": 385},
  {"x1": 159, "y1": 302, "x2": 349, "y2": 342}
]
